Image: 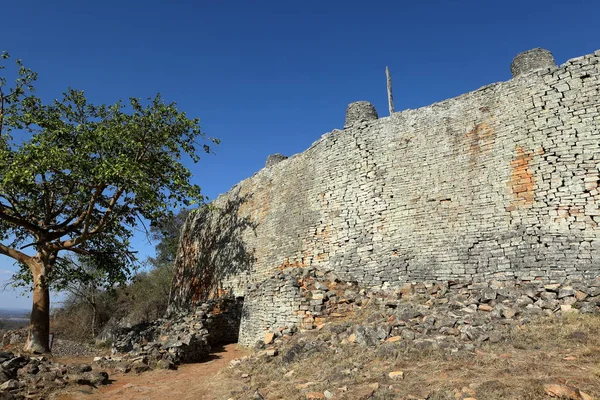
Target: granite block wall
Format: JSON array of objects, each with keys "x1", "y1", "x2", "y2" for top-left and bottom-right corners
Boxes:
[{"x1": 170, "y1": 48, "x2": 600, "y2": 344}]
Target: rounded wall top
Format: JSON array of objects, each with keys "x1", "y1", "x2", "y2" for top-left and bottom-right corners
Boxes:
[
  {"x1": 511, "y1": 48, "x2": 556, "y2": 77},
  {"x1": 265, "y1": 153, "x2": 288, "y2": 168},
  {"x1": 344, "y1": 101, "x2": 378, "y2": 128}
]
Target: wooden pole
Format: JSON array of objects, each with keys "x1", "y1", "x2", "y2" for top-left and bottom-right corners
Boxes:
[{"x1": 386, "y1": 66, "x2": 394, "y2": 115}]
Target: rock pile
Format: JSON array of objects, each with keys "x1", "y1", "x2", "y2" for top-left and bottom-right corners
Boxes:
[
  {"x1": 1, "y1": 330, "x2": 27, "y2": 348},
  {"x1": 0, "y1": 351, "x2": 109, "y2": 399},
  {"x1": 101, "y1": 296, "x2": 242, "y2": 372},
  {"x1": 232, "y1": 273, "x2": 600, "y2": 399},
  {"x1": 256, "y1": 267, "x2": 600, "y2": 352}
]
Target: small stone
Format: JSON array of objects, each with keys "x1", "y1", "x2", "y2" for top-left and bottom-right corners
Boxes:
[
  {"x1": 544, "y1": 284, "x2": 561, "y2": 292},
  {"x1": 401, "y1": 329, "x2": 416, "y2": 340},
  {"x1": 543, "y1": 383, "x2": 591, "y2": 400},
  {"x1": 264, "y1": 332, "x2": 275, "y2": 345},
  {"x1": 502, "y1": 308, "x2": 517, "y2": 319},
  {"x1": 541, "y1": 291, "x2": 558, "y2": 301},
  {"x1": 155, "y1": 359, "x2": 174, "y2": 370},
  {"x1": 85, "y1": 371, "x2": 109, "y2": 386},
  {"x1": 324, "y1": 390, "x2": 335, "y2": 399},
  {"x1": 480, "y1": 288, "x2": 497, "y2": 302},
  {"x1": 284, "y1": 370, "x2": 295, "y2": 378},
  {"x1": 265, "y1": 348, "x2": 278, "y2": 357},
  {"x1": 306, "y1": 392, "x2": 326, "y2": 399},
  {"x1": 562, "y1": 297, "x2": 577, "y2": 306},
  {"x1": 297, "y1": 382, "x2": 317, "y2": 389},
  {"x1": 385, "y1": 336, "x2": 402, "y2": 342},
  {"x1": 560, "y1": 304, "x2": 578, "y2": 313},
  {"x1": 575, "y1": 290, "x2": 588, "y2": 301},
  {"x1": 489, "y1": 332, "x2": 503, "y2": 343},
  {"x1": 0, "y1": 379, "x2": 19, "y2": 390},
  {"x1": 558, "y1": 287, "x2": 575, "y2": 299},
  {"x1": 478, "y1": 304, "x2": 493, "y2": 312},
  {"x1": 399, "y1": 283, "x2": 413, "y2": 296},
  {"x1": 388, "y1": 370, "x2": 404, "y2": 380}
]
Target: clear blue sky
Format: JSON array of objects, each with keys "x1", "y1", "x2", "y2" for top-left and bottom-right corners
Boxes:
[{"x1": 1, "y1": 0, "x2": 599, "y2": 309}]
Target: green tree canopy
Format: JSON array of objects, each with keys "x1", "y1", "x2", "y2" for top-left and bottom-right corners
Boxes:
[{"x1": 0, "y1": 52, "x2": 217, "y2": 352}]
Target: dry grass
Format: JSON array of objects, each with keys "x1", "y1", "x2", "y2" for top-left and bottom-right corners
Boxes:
[{"x1": 227, "y1": 313, "x2": 600, "y2": 400}]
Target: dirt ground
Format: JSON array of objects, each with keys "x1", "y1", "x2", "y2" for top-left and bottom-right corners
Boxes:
[{"x1": 55, "y1": 343, "x2": 247, "y2": 400}]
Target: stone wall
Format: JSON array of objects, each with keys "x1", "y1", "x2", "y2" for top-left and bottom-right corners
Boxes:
[{"x1": 170, "y1": 48, "x2": 600, "y2": 345}]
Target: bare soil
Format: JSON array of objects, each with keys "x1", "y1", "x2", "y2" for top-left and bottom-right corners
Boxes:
[{"x1": 55, "y1": 343, "x2": 248, "y2": 400}]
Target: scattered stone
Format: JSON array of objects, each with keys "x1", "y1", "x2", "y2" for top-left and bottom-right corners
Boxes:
[
  {"x1": 544, "y1": 383, "x2": 592, "y2": 400},
  {"x1": 264, "y1": 332, "x2": 275, "y2": 345},
  {"x1": 0, "y1": 351, "x2": 109, "y2": 399},
  {"x1": 560, "y1": 304, "x2": 578, "y2": 313},
  {"x1": 544, "y1": 284, "x2": 561, "y2": 292},
  {"x1": 264, "y1": 348, "x2": 278, "y2": 357},
  {"x1": 388, "y1": 370, "x2": 404, "y2": 380}
]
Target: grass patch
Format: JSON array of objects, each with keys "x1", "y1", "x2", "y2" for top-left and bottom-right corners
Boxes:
[{"x1": 226, "y1": 314, "x2": 600, "y2": 399}]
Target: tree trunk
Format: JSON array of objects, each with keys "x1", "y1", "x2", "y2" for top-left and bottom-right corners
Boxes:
[
  {"x1": 91, "y1": 301, "x2": 97, "y2": 339},
  {"x1": 24, "y1": 272, "x2": 51, "y2": 353}
]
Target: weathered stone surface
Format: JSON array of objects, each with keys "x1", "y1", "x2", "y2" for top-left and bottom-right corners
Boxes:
[
  {"x1": 265, "y1": 153, "x2": 288, "y2": 168},
  {"x1": 171, "y1": 48, "x2": 600, "y2": 346},
  {"x1": 344, "y1": 101, "x2": 378, "y2": 128},
  {"x1": 511, "y1": 48, "x2": 556, "y2": 77}
]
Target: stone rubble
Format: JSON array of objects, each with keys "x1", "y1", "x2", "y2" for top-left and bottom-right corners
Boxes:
[
  {"x1": 0, "y1": 350, "x2": 109, "y2": 400},
  {"x1": 230, "y1": 271, "x2": 600, "y2": 399},
  {"x1": 245, "y1": 267, "x2": 600, "y2": 351},
  {"x1": 99, "y1": 296, "x2": 242, "y2": 372}
]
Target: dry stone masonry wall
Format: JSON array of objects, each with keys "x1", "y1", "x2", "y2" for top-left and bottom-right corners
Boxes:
[{"x1": 171, "y1": 48, "x2": 600, "y2": 345}]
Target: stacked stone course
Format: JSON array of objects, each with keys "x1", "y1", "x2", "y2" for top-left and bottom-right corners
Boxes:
[
  {"x1": 171, "y1": 48, "x2": 600, "y2": 345},
  {"x1": 240, "y1": 266, "x2": 600, "y2": 346}
]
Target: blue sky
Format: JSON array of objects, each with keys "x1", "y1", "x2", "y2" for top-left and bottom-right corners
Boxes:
[{"x1": 1, "y1": 0, "x2": 599, "y2": 309}]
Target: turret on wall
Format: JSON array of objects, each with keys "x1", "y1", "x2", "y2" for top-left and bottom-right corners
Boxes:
[
  {"x1": 344, "y1": 101, "x2": 378, "y2": 128},
  {"x1": 510, "y1": 48, "x2": 557, "y2": 77}
]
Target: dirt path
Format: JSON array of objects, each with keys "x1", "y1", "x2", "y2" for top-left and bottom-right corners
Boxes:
[{"x1": 57, "y1": 343, "x2": 247, "y2": 400}]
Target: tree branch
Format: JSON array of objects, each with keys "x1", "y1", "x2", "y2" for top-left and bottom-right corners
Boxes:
[
  {"x1": 89, "y1": 186, "x2": 125, "y2": 235},
  {"x1": 0, "y1": 242, "x2": 32, "y2": 265},
  {"x1": 46, "y1": 184, "x2": 105, "y2": 239},
  {"x1": 0, "y1": 206, "x2": 43, "y2": 234},
  {"x1": 52, "y1": 186, "x2": 125, "y2": 251},
  {"x1": 0, "y1": 87, "x2": 5, "y2": 136}
]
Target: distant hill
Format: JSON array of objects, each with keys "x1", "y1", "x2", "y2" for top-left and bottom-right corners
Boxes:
[
  {"x1": 0, "y1": 308, "x2": 29, "y2": 319},
  {"x1": 0, "y1": 308, "x2": 29, "y2": 331}
]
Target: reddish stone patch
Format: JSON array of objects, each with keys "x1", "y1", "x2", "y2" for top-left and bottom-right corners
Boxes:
[
  {"x1": 466, "y1": 122, "x2": 495, "y2": 165},
  {"x1": 508, "y1": 146, "x2": 535, "y2": 208}
]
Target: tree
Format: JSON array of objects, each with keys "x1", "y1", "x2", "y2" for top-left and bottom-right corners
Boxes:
[
  {"x1": 54, "y1": 256, "x2": 111, "y2": 339},
  {"x1": 149, "y1": 208, "x2": 190, "y2": 271},
  {"x1": 0, "y1": 52, "x2": 217, "y2": 352}
]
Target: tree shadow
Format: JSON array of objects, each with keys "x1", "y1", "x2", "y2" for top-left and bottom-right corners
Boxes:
[{"x1": 170, "y1": 194, "x2": 257, "y2": 308}]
